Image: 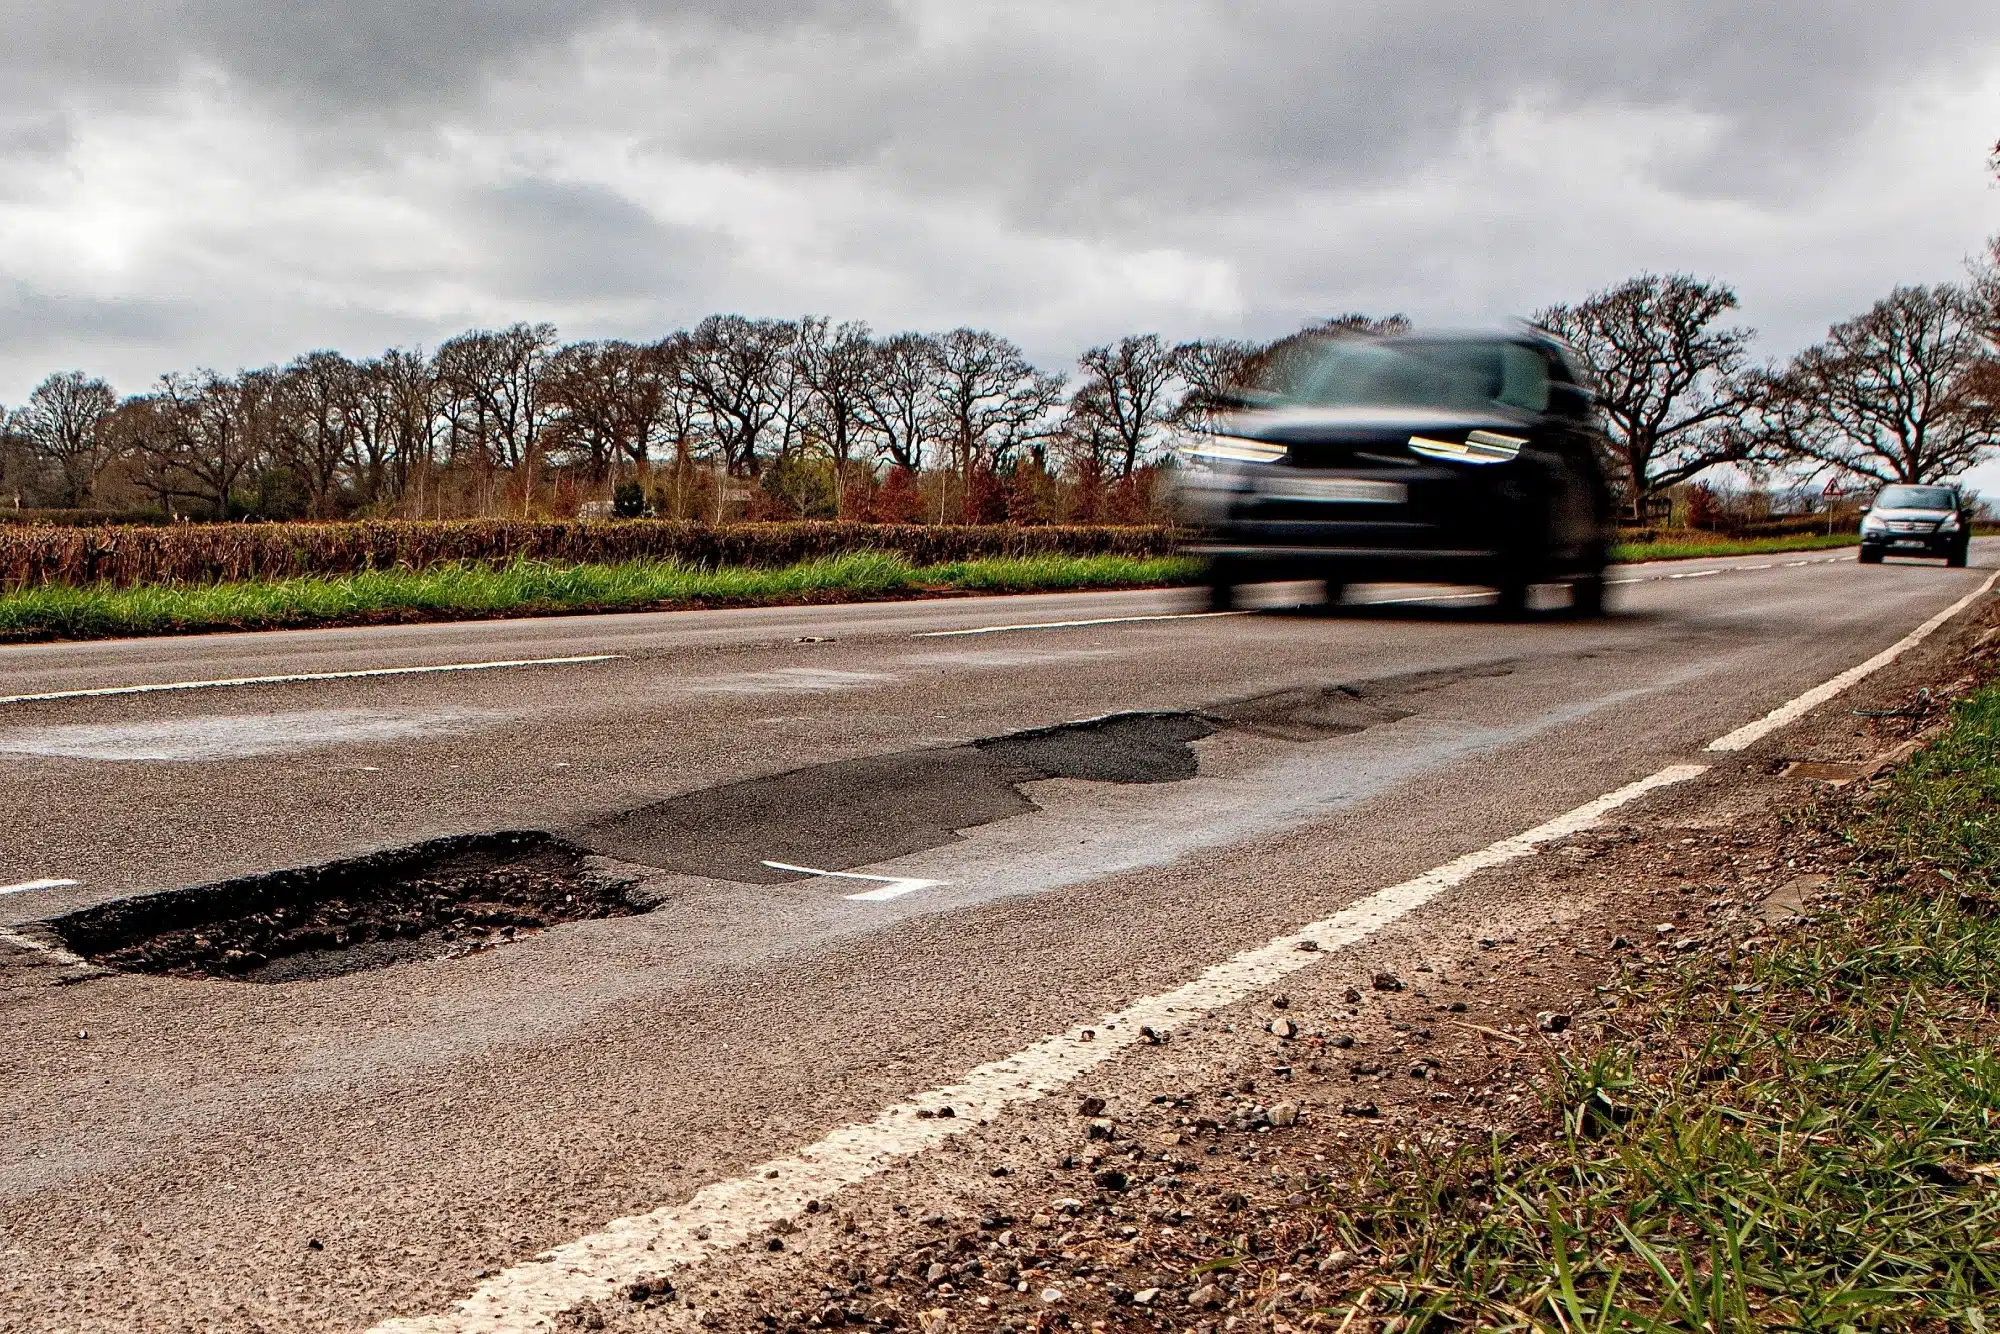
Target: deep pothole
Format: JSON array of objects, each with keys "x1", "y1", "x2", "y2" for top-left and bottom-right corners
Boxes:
[{"x1": 47, "y1": 832, "x2": 643, "y2": 983}]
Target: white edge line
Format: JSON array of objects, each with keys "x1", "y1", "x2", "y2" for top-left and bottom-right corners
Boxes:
[
  {"x1": 0, "y1": 655, "x2": 623, "y2": 707},
  {"x1": 914, "y1": 611, "x2": 1248, "y2": 638},
  {"x1": 1707, "y1": 568, "x2": 2000, "y2": 752},
  {"x1": 0, "y1": 878, "x2": 78, "y2": 896},
  {"x1": 371, "y1": 761, "x2": 1708, "y2": 1333}
]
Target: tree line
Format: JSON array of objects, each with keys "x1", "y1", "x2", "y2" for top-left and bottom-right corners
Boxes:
[{"x1": 2, "y1": 253, "x2": 1996, "y2": 524}]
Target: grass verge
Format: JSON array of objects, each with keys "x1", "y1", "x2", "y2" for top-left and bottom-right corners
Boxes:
[
  {"x1": 0, "y1": 530, "x2": 1874, "y2": 642},
  {"x1": 1611, "y1": 531, "x2": 1861, "y2": 563},
  {"x1": 1328, "y1": 686, "x2": 2000, "y2": 1331},
  {"x1": 0, "y1": 552, "x2": 1204, "y2": 642}
]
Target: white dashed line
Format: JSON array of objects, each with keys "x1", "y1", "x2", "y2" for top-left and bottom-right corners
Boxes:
[
  {"x1": 759, "y1": 861, "x2": 944, "y2": 902},
  {"x1": 1707, "y1": 567, "x2": 2000, "y2": 752},
  {"x1": 915, "y1": 611, "x2": 1248, "y2": 638},
  {"x1": 0, "y1": 655, "x2": 623, "y2": 708},
  {"x1": 0, "y1": 878, "x2": 77, "y2": 896}
]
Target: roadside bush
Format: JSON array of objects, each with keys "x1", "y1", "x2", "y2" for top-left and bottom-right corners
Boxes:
[{"x1": 0, "y1": 518, "x2": 1178, "y2": 590}]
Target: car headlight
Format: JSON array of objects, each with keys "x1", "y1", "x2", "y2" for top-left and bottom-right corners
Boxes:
[
  {"x1": 1407, "y1": 429, "x2": 1526, "y2": 465},
  {"x1": 1939, "y1": 513, "x2": 1961, "y2": 532},
  {"x1": 1861, "y1": 515, "x2": 1886, "y2": 533},
  {"x1": 1174, "y1": 432, "x2": 1287, "y2": 466}
]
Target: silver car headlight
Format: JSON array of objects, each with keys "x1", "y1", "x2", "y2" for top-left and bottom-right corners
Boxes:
[
  {"x1": 1861, "y1": 515, "x2": 1887, "y2": 533},
  {"x1": 1174, "y1": 432, "x2": 1287, "y2": 466},
  {"x1": 1940, "y1": 513, "x2": 1962, "y2": 532}
]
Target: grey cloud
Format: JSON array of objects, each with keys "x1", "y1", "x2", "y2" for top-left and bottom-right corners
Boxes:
[
  {"x1": 1, "y1": 1, "x2": 1996, "y2": 404},
  {"x1": 643, "y1": 2, "x2": 2000, "y2": 225},
  {"x1": 463, "y1": 181, "x2": 732, "y2": 305},
  {"x1": 0, "y1": 1, "x2": 891, "y2": 118}
]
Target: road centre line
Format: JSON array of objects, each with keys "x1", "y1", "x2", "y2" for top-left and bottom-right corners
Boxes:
[
  {"x1": 0, "y1": 655, "x2": 623, "y2": 707},
  {"x1": 914, "y1": 610, "x2": 1248, "y2": 638},
  {"x1": 1707, "y1": 567, "x2": 2000, "y2": 752},
  {"x1": 374, "y1": 762, "x2": 1707, "y2": 1334},
  {"x1": 0, "y1": 878, "x2": 77, "y2": 896},
  {"x1": 375, "y1": 565, "x2": 1989, "y2": 1333}
]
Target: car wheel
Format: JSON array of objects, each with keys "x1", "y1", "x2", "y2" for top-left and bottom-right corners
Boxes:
[
  {"x1": 1569, "y1": 571, "x2": 1607, "y2": 617},
  {"x1": 1858, "y1": 547, "x2": 1884, "y2": 564},
  {"x1": 1206, "y1": 557, "x2": 1240, "y2": 610},
  {"x1": 1948, "y1": 540, "x2": 1969, "y2": 568},
  {"x1": 1493, "y1": 576, "x2": 1531, "y2": 618},
  {"x1": 1321, "y1": 579, "x2": 1346, "y2": 608}
]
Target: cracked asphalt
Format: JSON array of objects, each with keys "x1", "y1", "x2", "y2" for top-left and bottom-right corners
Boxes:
[{"x1": 0, "y1": 546, "x2": 1990, "y2": 1332}]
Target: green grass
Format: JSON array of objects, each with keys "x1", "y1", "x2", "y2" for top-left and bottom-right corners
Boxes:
[
  {"x1": 1612, "y1": 532, "x2": 1862, "y2": 563},
  {"x1": 0, "y1": 552, "x2": 1205, "y2": 641},
  {"x1": 1326, "y1": 681, "x2": 2000, "y2": 1332}
]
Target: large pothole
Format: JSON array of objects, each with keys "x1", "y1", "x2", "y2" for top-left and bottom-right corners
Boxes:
[
  {"x1": 47, "y1": 832, "x2": 643, "y2": 983},
  {"x1": 45, "y1": 682, "x2": 1428, "y2": 983}
]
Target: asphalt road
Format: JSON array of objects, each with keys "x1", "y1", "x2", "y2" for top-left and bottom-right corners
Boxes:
[{"x1": 0, "y1": 546, "x2": 1989, "y2": 1331}]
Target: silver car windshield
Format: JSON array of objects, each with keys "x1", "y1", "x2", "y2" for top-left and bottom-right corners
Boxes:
[
  {"x1": 1263, "y1": 339, "x2": 1551, "y2": 413},
  {"x1": 1876, "y1": 485, "x2": 1955, "y2": 510}
]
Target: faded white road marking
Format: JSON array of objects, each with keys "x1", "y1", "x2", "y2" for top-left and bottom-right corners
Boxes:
[
  {"x1": 760, "y1": 861, "x2": 944, "y2": 902},
  {"x1": 373, "y1": 763, "x2": 1706, "y2": 1333},
  {"x1": 1708, "y1": 568, "x2": 2000, "y2": 752},
  {"x1": 687, "y1": 667, "x2": 893, "y2": 695},
  {"x1": 0, "y1": 655, "x2": 620, "y2": 708},
  {"x1": 0, "y1": 708, "x2": 503, "y2": 762},
  {"x1": 0, "y1": 878, "x2": 77, "y2": 896},
  {"x1": 914, "y1": 611, "x2": 1247, "y2": 638}
]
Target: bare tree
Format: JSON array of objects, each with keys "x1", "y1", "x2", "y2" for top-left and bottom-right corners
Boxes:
[
  {"x1": 1764, "y1": 284, "x2": 2000, "y2": 485},
  {"x1": 1069, "y1": 334, "x2": 1182, "y2": 478},
  {"x1": 270, "y1": 351, "x2": 359, "y2": 517},
  {"x1": 856, "y1": 332, "x2": 943, "y2": 472},
  {"x1": 339, "y1": 349, "x2": 439, "y2": 509},
  {"x1": 680, "y1": 315, "x2": 796, "y2": 476},
  {"x1": 1171, "y1": 338, "x2": 1258, "y2": 434},
  {"x1": 930, "y1": 328, "x2": 1064, "y2": 482},
  {"x1": 544, "y1": 340, "x2": 670, "y2": 482},
  {"x1": 1535, "y1": 275, "x2": 1763, "y2": 505},
  {"x1": 795, "y1": 318, "x2": 877, "y2": 496},
  {"x1": 11, "y1": 371, "x2": 118, "y2": 506},
  {"x1": 434, "y1": 323, "x2": 558, "y2": 474},
  {"x1": 146, "y1": 370, "x2": 270, "y2": 518}
]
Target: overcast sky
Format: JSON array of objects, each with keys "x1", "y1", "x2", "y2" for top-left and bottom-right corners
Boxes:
[{"x1": 2, "y1": 1, "x2": 1997, "y2": 412}]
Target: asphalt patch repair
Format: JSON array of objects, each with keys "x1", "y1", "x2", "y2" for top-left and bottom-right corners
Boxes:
[{"x1": 30, "y1": 683, "x2": 1416, "y2": 983}]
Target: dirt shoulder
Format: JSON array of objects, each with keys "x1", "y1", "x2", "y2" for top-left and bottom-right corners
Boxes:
[{"x1": 549, "y1": 594, "x2": 2000, "y2": 1333}]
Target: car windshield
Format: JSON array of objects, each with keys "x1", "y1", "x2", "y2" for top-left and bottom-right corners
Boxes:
[
  {"x1": 1876, "y1": 485, "x2": 1956, "y2": 510},
  {"x1": 1263, "y1": 338, "x2": 1551, "y2": 413}
]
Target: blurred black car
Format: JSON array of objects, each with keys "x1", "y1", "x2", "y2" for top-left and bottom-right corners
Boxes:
[
  {"x1": 1171, "y1": 330, "x2": 1616, "y2": 615},
  {"x1": 1857, "y1": 484, "x2": 1971, "y2": 566}
]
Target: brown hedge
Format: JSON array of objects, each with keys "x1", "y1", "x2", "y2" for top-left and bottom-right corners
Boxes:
[{"x1": 0, "y1": 520, "x2": 1180, "y2": 590}]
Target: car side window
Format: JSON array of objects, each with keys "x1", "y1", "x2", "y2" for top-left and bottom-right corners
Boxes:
[{"x1": 1497, "y1": 345, "x2": 1551, "y2": 413}]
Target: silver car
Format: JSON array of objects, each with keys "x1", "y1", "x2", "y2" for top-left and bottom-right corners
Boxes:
[{"x1": 1858, "y1": 484, "x2": 1971, "y2": 566}]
